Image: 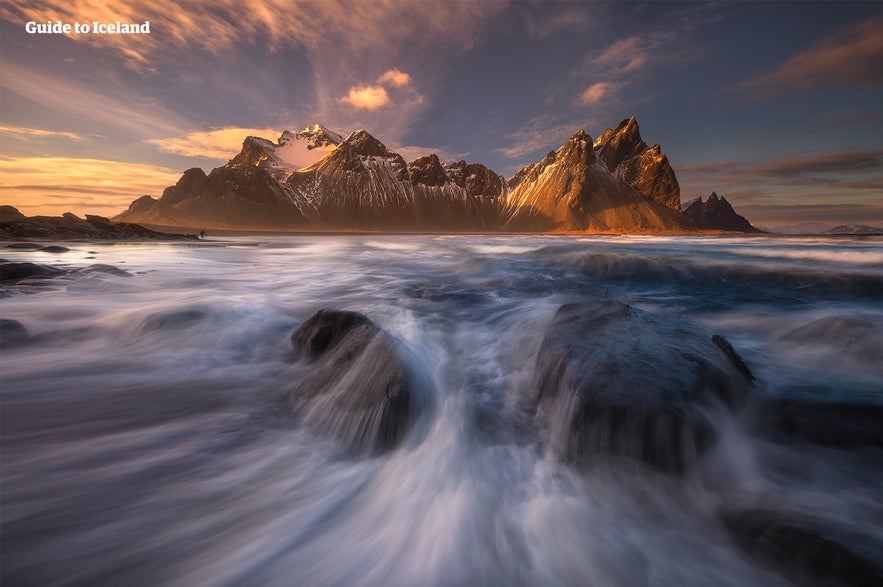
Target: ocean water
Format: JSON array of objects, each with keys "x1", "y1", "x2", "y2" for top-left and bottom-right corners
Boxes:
[{"x1": 2, "y1": 234, "x2": 881, "y2": 586}]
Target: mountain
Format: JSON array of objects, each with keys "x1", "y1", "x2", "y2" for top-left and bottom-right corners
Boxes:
[
  {"x1": 826, "y1": 224, "x2": 883, "y2": 235},
  {"x1": 593, "y1": 117, "x2": 682, "y2": 211},
  {"x1": 504, "y1": 131, "x2": 694, "y2": 232},
  {"x1": 682, "y1": 192, "x2": 761, "y2": 233},
  {"x1": 115, "y1": 118, "x2": 738, "y2": 233}
]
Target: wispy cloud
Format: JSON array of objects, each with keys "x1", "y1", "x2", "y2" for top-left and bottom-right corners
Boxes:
[
  {"x1": 1, "y1": 63, "x2": 187, "y2": 138},
  {"x1": 495, "y1": 115, "x2": 592, "y2": 162},
  {"x1": 577, "y1": 82, "x2": 621, "y2": 106},
  {"x1": 677, "y1": 149, "x2": 883, "y2": 211},
  {"x1": 146, "y1": 127, "x2": 282, "y2": 159},
  {"x1": 0, "y1": 126, "x2": 84, "y2": 141},
  {"x1": 732, "y1": 15, "x2": 883, "y2": 99},
  {"x1": 0, "y1": 156, "x2": 180, "y2": 215}
]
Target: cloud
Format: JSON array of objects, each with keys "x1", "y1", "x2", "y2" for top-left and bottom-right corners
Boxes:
[
  {"x1": 0, "y1": 126, "x2": 84, "y2": 141},
  {"x1": 1, "y1": 63, "x2": 187, "y2": 138},
  {"x1": 146, "y1": 127, "x2": 281, "y2": 159},
  {"x1": 679, "y1": 150, "x2": 883, "y2": 182},
  {"x1": 677, "y1": 149, "x2": 883, "y2": 217},
  {"x1": 590, "y1": 37, "x2": 650, "y2": 74},
  {"x1": 738, "y1": 204, "x2": 883, "y2": 225},
  {"x1": 578, "y1": 82, "x2": 620, "y2": 106},
  {"x1": 0, "y1": 1, "x2": 503, "y2": 68},
  {"x1": 734, "y1": 15, "x2": 883, "y2": 98},
  {"x1": 522, "y1": 5, "x2": 594, "y2": 39},
  {"x1": 377, "y1": 68, "x2": 412, "y2": 87},
  {"x1": 495, "y1": 115, "x2": 592, "y2": 161},
  {"x1": 338, "y1": 85, "x2": 391, "y2": 110},
  {"x1": 0, "y1": 156, "x2": 180, "y2": 216}
]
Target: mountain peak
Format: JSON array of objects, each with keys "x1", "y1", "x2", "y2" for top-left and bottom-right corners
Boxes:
[
  {"x1": 341, "y1": 129, "x2": 396, "y2": 158},
  {"x1": 292, "y1": 124, "x2": 344, "y2": 149},
  {"x1": 683, "y1": 192, "x2": 760, "y2": 233}
]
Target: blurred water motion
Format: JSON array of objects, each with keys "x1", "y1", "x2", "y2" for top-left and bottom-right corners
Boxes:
[{"x1": 2, "y1": 234, "x2": 881, "y2": 586}]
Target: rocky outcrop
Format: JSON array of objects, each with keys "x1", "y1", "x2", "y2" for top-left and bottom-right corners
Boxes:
[
  {"x1": 682, "y1": 192, "x2": 761, "y2": 233},
  {"x1": 0, "y1": 206, "x2": 197, "y2": 240},
  {"x1": 593, "y1": 117, "x2": 682, "y2": 211},
  {"x1": 532, "y1": 302, "x2": 753, "y2": 472},
  {"x1": 504, "y1": 131, "x2": 695, "y2": 232},
  {"x1": 289, "y1": 310, "x2": 421, "y2": 452}
]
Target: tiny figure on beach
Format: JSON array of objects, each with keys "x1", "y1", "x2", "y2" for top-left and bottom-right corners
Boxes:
[{"x1": 200, "y1": 230, "x2": 206, "y2": 239}]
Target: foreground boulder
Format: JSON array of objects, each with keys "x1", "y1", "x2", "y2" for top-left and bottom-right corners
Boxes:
[
  {"x1": 533, "y1": 302, "x2": 753, "y2": 472},
  {"x1": 290, "y1": 310, "x2": 420, "y2": 453},
  {"x1": 0, "y1": 262, "x2": 65, "y2": 283},
  {"x1": 0, "y1": 319, "x2": 30, "y2": 348},
  {"x1": 721, "y1": 509, "x2": 883, "y2": 587}
]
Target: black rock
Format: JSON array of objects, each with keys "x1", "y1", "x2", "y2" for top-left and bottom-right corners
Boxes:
[
  {"x1": 37, "y1": 246, "x2": 71, "y2": 253},
  {"x1": 0, "y1": 319, "x2": 30, "y2": 348},
  {"x1": 754, "y1": 398, "x2": 883, "y2": 448},
  {"x1": 290, "y1": 310, "x2": 420, "y2": 452},
  {"x1": 721, "y1": 509, "x2": 883, "y2": 587},
  {"x1": 0, "y1": 262, "x2": 65, "y2": 283},
  {"x1": 533, "y1": 301, "x2": 753, "y2": 472}
]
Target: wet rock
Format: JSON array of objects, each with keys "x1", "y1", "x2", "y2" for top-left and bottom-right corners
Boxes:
[
  {"x1": 721, "y1": 509, "x2": 883, "y2": 587},
  {"x1": 755, "y1": 398, "x2": 883, "y2": 448},
  {"x1": 0, "y1": 262, "x2": 65, "y2": 283},
  {"x1": 290, "y1": 309, "x2": 418, "y2": 452},
  {"x1": 37, "y1": 246, "x2": 71, "y2": 253},
  {"x1": 0, "y1": 319, "x2": 30, "y2": 348},
  {"x1": 533, "y1": 302, "x2": 753, "y2": 472},
  {"x1": 139, "y1": 309, "x2": 206, "y2": 333},
  {"x1": 4, "y1": 242, "x2": 44, "y2": 250},
  {"x1": 79, "y1": 264, "x2": 132, "y2": 277},
  {"x1": 0, "y1": 205, "x2": 197, "y2": 240}
]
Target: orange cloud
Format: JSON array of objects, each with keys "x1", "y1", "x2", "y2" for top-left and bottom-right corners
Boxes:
[
  {"x1": 578, "y1": 81, "x2": 619, "y2": 105},
  {"x1": 377, "y1": 68, "x2": 412, "y2": 87},
  {"x1": 338, "y1": 85, "x2": 391, "y2": 110},
  {"x1": 146, "y1": 127, "x2": 281, "y2": 159},
  {"x1": 0, "y1": 126, "x2": 83, "y2": 141},
  {"x1": 0, "y1": 156, "x2": 180, "y2": 216}
]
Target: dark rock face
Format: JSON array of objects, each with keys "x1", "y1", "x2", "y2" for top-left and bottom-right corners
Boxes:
[
  {"x1": 754, "y1": 399, "x2": 883, "y2": 448},
  {"x1": 682, "y1": 192, "x2": 761, "y2": 233},
  {"x1": 0, "y1": 319, "x2": 30, "y2": 348},
  {"x1": 290, "y1": 310, "x2": 418, "y2": 452},
  {"x1": 532, "y1": 302, "x2": 753, "y2": 472},
  {"x1": 594, "y1": 117, "x2": 682, "y2": 211},
  {"x1": 0, "y1": 262, "x2": 65, "y2": 283},
  {"x1": 0, "y1": 206, "x2": 197, "y2": 240},
  {"x1": 721, "y1": 509, "x2": 883, "y2": 587}
]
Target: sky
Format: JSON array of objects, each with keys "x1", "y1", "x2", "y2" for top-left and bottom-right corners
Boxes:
[{"x1": 1, "y1": 1, "x2": 881, "y2": 228}]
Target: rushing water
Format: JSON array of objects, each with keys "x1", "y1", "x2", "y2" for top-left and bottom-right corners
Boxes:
[{"x1": 2, "y1": 234, "x2": 882, "y2": 586}]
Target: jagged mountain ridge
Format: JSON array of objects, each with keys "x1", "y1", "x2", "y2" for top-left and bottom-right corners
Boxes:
[
  {"x1": 114, "y1": 118, "x2": 755, "y2": 232},
  {"x1": 683, "y1": 192, "x2": 761, "y2": 233},
  {"x1": 504, "y1": 130, "x2": 694, "y2": 232}
]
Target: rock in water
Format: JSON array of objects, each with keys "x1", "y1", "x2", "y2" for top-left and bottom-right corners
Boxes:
[
  {"x1": 721, "y1": 509, "x2": 883, "y2": 587},
  {"x1": 533, "y1": 302, "x2": 753, "y2": 472},
  {"x1": 0, "y1": 319, "x2": 30, "y2": 348},
  {"x1": 290, "y1": 310, "x2": 419, "y2": 453}
]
